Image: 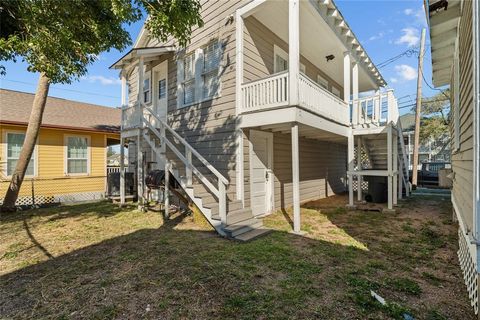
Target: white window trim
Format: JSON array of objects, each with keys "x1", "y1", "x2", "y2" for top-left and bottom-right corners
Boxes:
[
  {"x1": 143, "y1": 71, "x2": 152, "y2": 105},
  {"x1": 331, "y1": 86, "x2": 341, "y2": 98},
  {"x1": 2, "y1": 129, "x2": 38, "y2": 178},
  {"x1": 316, "y1": 74, "x2": 329, "y2": 90},
  {"x1": 176, "y1": 42, "x2": 223, "y2": 109},
  {"x1": 64, "y1": 134, "x2": 91, "y2": 176},
  {"x1": 274, "y1": 44, "x2": 305, "y2": 74}
]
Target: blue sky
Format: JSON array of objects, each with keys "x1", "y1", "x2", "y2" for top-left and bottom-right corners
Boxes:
[{"x1": 0, "y1": 0, "x2": 440, "y2": 115}]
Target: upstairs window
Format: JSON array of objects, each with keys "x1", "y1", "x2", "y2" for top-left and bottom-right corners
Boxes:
[
  {"x1": 203, "y1": 41, "x2": 221, "y2": 99},
  {"x1": 66, "y1": 136, "x2": 89, "y2": 175},
  {"x1": 6, "y1": 132, "x2": 35, "y2": 176},
  {"x1": 316, "y1": 75, "x2": 329, "y2": 90},
  {"x1": 274, "y1": 45, "x2": 288, "y2": 73},
  {"x1": 143, "y1": 76, "x2": 151, "y2": 104},
  {"x1": 177, "y1": 41, "x2": 222, "y2": 108}
]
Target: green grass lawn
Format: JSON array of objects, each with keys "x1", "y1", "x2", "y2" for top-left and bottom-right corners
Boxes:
[{"x1": 0, "y1": 195, "x2": 473, "y2": 319}]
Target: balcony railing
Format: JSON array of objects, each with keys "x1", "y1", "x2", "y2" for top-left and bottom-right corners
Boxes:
[
  {"x1": 240, "y1": 72, "x2": 350, "y2": 125},
  {"x1": 121, "y1": 102, "x2": 141, "y2": 130},
  {"x1": 351, "y1": 90, "x2": 399, "y2": 127}
]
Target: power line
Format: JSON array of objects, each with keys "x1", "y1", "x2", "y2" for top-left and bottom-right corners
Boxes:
[
  {"x1": 0, "y1": 78, "x2": 120, "y2": 100},
  {"x1": 377, "y1": 48, "x2": 419, "y2": 69}
]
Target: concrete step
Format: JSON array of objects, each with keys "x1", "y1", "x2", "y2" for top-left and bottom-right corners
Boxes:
[
  {"x1": 223, "y1": 218, "x2": 263, "y2": 238},
  {"x1": 234, "y1": 228, "x2": 272, "y2": 242},
  {"x1": 227, "y1": 208, "x2": 254, "y2": 225}
]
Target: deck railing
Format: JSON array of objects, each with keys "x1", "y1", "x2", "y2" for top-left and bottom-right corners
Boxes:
[
  {"x1": 121, "y1": 102, "x2": 141, "y2": 130},
  {"x1": 240, "y1": 71, "x2": 289, "y2": 113},
  {"x1": 240, "y1": 72, "x2": 350, "y2": 125},
  {"x1": 298, "y1": 73, "x2": 349, "y2": 125},
  {"x1": 351, "y1": 90, "x2": 398, "y2": 127}
]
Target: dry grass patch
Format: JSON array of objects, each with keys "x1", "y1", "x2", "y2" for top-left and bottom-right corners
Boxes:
[{"x1": 0, "y1": 195, "x2": 473, "y2": 319}]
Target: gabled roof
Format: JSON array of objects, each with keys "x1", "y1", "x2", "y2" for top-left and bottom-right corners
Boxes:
[
  {"x1": 109, "y1": 46, "x2": 175, "y2": 70},
  {"x1": 0, "y1": 89, "x2": 121, "y2": 133}
]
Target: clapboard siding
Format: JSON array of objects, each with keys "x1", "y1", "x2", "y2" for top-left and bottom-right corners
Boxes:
[
  {"x1": 243, "y1": 129, "x2": 347, "y2": 210},
  {"x1": 451, "y1": 2, "x2": 474, "y2": 231}
]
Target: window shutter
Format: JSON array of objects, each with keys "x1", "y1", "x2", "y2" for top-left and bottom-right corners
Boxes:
[{"x1": 195, "y1": 48, "x2": 204, "y2": 104}]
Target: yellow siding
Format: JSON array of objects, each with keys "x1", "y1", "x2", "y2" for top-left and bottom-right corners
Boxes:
[{"x1": 0, "y1": 124, "x2": 116, "y2": 201}]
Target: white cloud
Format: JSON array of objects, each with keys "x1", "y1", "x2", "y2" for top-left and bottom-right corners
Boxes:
[
  {"x1": 390, "y1": 77, "x2": 398, "y2": 83},
  {"x1": 404, "y1": 8, "x2": 414, "y2": 15},
  {"x1": 395, "y1": 64, "x2": 417, "y2": 81},
  {"x1": 402, "y1": 6, "x2": 427, "y2": 27},
  {"x1": 87, "y1": 75, "x2": 121, "y2": 86},
  {"x1": 369, "y1": 31, "x2": 385, "y2": 41},
  {"x1": 395, "y1": 27, "x2": 420, "y2": 47}
]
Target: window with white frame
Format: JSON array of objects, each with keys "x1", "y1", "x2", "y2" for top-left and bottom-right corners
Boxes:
[
  {"x1": 316, "y1": 74, "x2": 329, "y2": 90},
  {"x1": 66, "y1": 136, "x2": 89, "y2": 174},
  {"x1": 177, "y1": 41, "x2": 222, "y2": 108},
  {"x1": 6, "y1": 132, "x2": 35, "y2": 176},
  {"x1": 182, "y1": 52, "x2": 196, "y2": 105},
  {"x1": 331, "y1": 86, "x2": 341, "y2": 98},
  {"x1": 143, "y1": 75, "x2": 151, "y2": 104},
  {"x1": 274, "y1": 45, "x2": 288, "y2": 73},
  {"x1": 202, "y1": 41, "x2": 221, "y2": 99}
]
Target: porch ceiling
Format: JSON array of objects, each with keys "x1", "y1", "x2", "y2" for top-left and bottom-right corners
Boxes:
[
  {"x1": 258, "y1": 123, "x2": 347, "y2": 144},
  {"x1": 252, "y1": 0, "x2": 382, "y2": 91}
]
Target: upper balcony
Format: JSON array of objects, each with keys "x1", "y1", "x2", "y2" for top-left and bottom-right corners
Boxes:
[{"x1": 236, "y1": 0, "x2": 387, "y2": 133}]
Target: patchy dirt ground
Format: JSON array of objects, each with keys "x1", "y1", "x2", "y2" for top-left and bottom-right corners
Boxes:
[{"x1": 0, "y1": 195, "x2": 473, "y2": 319}]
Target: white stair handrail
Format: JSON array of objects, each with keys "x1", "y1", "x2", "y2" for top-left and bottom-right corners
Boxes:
[{"x1": 142, "y1": 106, "x2": 229, "y2": 224}]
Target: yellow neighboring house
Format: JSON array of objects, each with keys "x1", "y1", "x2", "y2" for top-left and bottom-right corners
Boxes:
[{"x1": 0, "y1": 89, "x2": 121, "y2": 206}]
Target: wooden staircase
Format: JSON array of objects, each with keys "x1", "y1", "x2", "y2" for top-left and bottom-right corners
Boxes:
[{"x1": 141, "y1": 107, "x2": 270, "y2": 241}]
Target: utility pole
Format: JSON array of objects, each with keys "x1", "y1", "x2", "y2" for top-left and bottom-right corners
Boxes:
[{"x1": 412, "y1": 28, "x2": 426, "y2": 189}]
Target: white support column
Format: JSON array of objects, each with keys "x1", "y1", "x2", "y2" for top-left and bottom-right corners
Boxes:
[
  {"x1": 186, "y1": 149, "x2": 192, "y2": 186},
  {"x1": 357, "y1": 136, "x2": 362, "y2": 201},
  {"x1": 393, "y1": 131, "x2": 398, "y2": 206},
  {"x1": 343, "y1": 52, "x2": 351, "y2": 104},
  {"x1": 235, "y1": 11, "x2": 245, "y2": 203},
  {"x1": 137, "y1": 56, "x2": 145, "y2": 127},
  {"x1": 120, "y1": 138, "x2": 125, "y2": 206},
  {"x1": 374, "y1": 89, "x2": 380, "y2": 123},
  {"x1": 398, "y1": 146, "x2": 403, "y2": 200},
  {"x1": 137, "y1": 131, "x2": 144, "y2": 208},
  {"x1": 348, "y1": 132, "x2": 354, "y2": 207},
  {"x1": 291, "y1": 122, "x2": 301, "y2": 233},
  {"x1": 164, "y1": 161, "x2": 170, "y2": 218},
  {"x1": 288, "y1": 0, "x2": 300, "y2": 106},
  {"x1": 121, "y1": 72, "x2": 127, "y2": 108},
  {"x1": 352, "y1": 62, "x2": 359, "y2": 124},
  {"x1": 387, "y1": 124, "x2": 393, "y2": 210}
]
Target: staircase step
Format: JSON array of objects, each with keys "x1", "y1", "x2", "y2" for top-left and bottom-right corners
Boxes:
[
  {"x1": 227, "y1": 208, "x2": 254, "y2": 224},
  {"x1": 234, "y1": 228, "x2": 272, "y2": 242},
  {"x1": 223, "y1": 218, "x2": 263, "y2": 237}
]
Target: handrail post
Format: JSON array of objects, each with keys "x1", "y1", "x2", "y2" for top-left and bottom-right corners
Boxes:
[
  {"x1": 186, "y1": 149, "x2": 192, "y2": 186},
  {"x1": 218, "y1": 181, "x2": 227, "y2": 225}
]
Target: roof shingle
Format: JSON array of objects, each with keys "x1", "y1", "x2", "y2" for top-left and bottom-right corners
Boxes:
[{"x1": 0, "y1": 89, "x2": 121, "y2": 133}]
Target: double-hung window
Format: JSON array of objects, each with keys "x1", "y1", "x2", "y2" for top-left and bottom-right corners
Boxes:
[
  {"x1": 143, "y1": 75, "x2": 151, "y2": 104},
  {"x1": 177, "y1": 41, "x2": 222, "y2": 108},
  {"x1": 202, "y1": 41, "x2": 221, "y2": 99},
  {"x1": 6, "y1": 132, "x2": 35, "y2": 176},
  {"x1": 66, "y1": 136, "x2": 89, "y2": 175}
]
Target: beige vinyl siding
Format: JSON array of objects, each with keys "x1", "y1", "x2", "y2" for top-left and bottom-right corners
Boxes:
[
  {"x1": 451, "y1": 2, "x2": 474, "y2": 231},
  {"x1": 243, "y1": 16, "x2": 343, "y2": 97},
  {"x1": 243, "y1": 130, "x2": 347, "y2": 210}
]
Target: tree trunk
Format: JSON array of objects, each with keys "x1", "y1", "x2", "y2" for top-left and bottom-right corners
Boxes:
[{"x1": 1, "y1": 73, "x2": 50, "y2": 212}]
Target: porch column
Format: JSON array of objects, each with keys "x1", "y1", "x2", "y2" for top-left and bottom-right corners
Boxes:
[
  {"x1": 356, "y1": 136, "x2": 362, "y2": 201},
  {"x1": 235, "y1": 11, "x2": 245, "y2": 203},
  {"x1": 120, "y1": 72, "x2": 127, "y2": 206},
  {"x1": 348, "y1": 132, "x2": 354, "y2": 206},
  {"x1": 343, "y1": 52, "x2": 351, "y2": 104},
  {"x1": 387, "y1": 124, "x2": 393, "y2": 210},
  {"x1": 291, "y1": 122, "x2": 301, "y2": 233},
  {"x1": 137, "y1": 56, "x2": 144, "y2": 126},
  {"x1": 288, "y1": 0, "x2": 300, "y2": 106},
  {"x1": 393, "y1": 131, "x2": 398, "y2": 206},
  {"x1": 137, "y1": 131, "x2": 144, "y2": 208},
  {"x1": 352, "y1": 62, "x2": 359, "y2": 124},
  {"x1": 120, "y1": 138, "x2": 125, "y2": 206}
]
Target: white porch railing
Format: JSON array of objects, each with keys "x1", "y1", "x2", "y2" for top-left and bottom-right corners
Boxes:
[
  {"x1": 240, "y1": 71, "x2": 289, "y2": 113},
  {"x1": 351, "y1": 90, "x2": 399, "y2": 127},
  {"x1": 240, "y1": 72, "x2": 350, "y2": 125},
  {"x1": 298, "y1": 73, "x2": 349, "y2": 125},
  {"x1": 121, "y1": 102, "x2": 141, "y2": 130}
]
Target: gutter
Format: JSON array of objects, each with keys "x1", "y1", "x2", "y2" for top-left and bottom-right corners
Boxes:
[{"x1": 0, "y1": 120, "x2": 121, "y2": 135}]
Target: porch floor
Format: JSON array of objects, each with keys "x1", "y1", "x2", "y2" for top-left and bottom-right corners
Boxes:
[{"x1": 0, "y1": 196, "x2": 473, "y2": 319}]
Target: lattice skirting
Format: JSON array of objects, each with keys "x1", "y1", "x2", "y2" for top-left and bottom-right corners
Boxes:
[
  {"x1": 458, "y1": 227, "x2": 478, "y2": 314},
  {"x1": 0, "y1": 192, "x2": 105, "y2": 207},
  {"x1": 351, "y1": 177, "x2": 369, "y2": 192}
]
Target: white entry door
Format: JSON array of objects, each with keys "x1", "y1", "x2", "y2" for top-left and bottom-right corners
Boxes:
[
  {"x1": 249, "y1": 130, "x2": 274, "y2": 216},
  {"x1": 154, "y1": 61, "x2": 168, "y2": 122}
]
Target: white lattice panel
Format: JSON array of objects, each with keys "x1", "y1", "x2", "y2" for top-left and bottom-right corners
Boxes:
[
  {"x1": 354, "y1": 146, "x2": 371, "y2": 170},
  {"x1": 458, "y1": 227, "x2": 478, "y2": 314}
]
